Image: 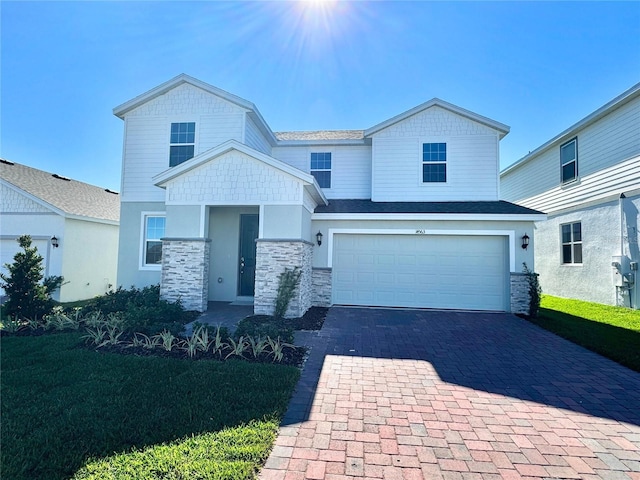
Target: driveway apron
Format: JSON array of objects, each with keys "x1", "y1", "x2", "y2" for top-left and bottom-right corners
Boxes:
[{"x1": 260, "y1": 307, "x2": 640, "y2": 480}]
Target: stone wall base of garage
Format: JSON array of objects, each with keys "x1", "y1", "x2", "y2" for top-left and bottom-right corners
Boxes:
[
  {"x1": 160, "y1": 238, "x2": 210, "y2": 312},
  {"x1": 510, "y1": 272, "x2": 532, "y2": 315},
  {"x1": 254, "y1": 239, "x2": 313, "y2": 318},
  {"x1": 312, "y1": 268, "x2": 332, "y2": 307}
]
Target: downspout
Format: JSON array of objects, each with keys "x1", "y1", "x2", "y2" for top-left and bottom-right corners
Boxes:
[
  {"x1": 618, "y1": 193, "x2": 632, "y2": 308},
  {"x1": 620, "y1": 193, "x2": 625, "y2": 258}
]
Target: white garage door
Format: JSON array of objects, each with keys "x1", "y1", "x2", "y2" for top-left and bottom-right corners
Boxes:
[
  {"x1": 333, "y1": 234, "x2": 508, "y2": 311},
  {"x1": 1, "y1": 238, "x2": 50, "y2": 295}
]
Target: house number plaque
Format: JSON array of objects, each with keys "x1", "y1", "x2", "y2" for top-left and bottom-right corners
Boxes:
[{"x1": 415, "y1": 229, "x2": 426, "y2": 234}]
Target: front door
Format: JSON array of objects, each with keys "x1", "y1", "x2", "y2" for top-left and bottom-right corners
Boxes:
[{"x1": 238, "y1": 214, "x2": 259, "y2": 296}]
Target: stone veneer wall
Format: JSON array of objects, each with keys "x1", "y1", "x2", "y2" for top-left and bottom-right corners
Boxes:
[
  {"x1": 160, "y1": 238, "x2": 210, "y2": 312},
  {"x1": 510, "y1": 272, "x2": 531, "y2": 315},
  {"x1": 254, "y1": 240, "x2": 313, "y2": 318},
  {"x1": 311, "y1": 268, "x2": 332, "y2": 307}
]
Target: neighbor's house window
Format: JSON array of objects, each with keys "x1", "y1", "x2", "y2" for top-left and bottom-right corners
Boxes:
[
  {"x1": 561, "y1": 221, "x2": 582, "y2": 264},
  {"x1": 561, "y1": 137, "x2": 578, "y2": 184},
  {"x1": 422, "y1": 143, "x2": 446, "y2": 183},
  {"x1": 143, "y1": 216, "x2": 165, "y2": 267},
  {"x1": 169, "y1": 122, "x2": 195, "y2": 167},
  {"x1": 311, "y1": 152, "x2": 331, "y2": 188}
]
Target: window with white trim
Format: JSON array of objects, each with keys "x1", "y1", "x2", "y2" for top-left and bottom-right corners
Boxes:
[
  {"x1": 143, "y1": 216, "x2": 165, "y2": 266},
  {"x1": 561, "y1": 137, "x2": 578, "y2": 184},
  {"x1": 422, "y1": 143, "x2": 446, "y2": 183},
  {"x1": 561, "y1": 221, "x2": 582, "y2": 264},
  {"x1": 310, "y1": 152, "x2": 331, "y2": 188},
  {"x1": 169, "y1": 122, "x2": 195, "y2": 167}
]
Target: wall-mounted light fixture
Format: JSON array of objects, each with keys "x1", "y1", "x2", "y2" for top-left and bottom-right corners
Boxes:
[
  {"x1": 316, "y1": 231, "x2": 323, "y2": 246},
  {"x1": 521, "y1": 233, "x2": 530, "y2": 250},
  {"x1": 51, "y1": 236, "x2": 59, "y2": 248}
]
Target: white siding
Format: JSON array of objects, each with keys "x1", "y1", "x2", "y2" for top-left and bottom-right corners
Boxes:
[
  {"x1": 121, "y1": 83, "x2": 247, "y2": 202},
  {"x1": 370, "y1": 106, "x2": 501, "y2": 202},
  {"x1": 501, "y1": 95, "x2": 640, "y2": 203},
  {"x1": 372, "y1": 135, "x2": 499, "y2": 201},
  {"x1": 271, "y1": 145, "x2": 372, "y2": 199},
  {"x1": 244, "y1": 115, "x2": 272, "y2": 155}
]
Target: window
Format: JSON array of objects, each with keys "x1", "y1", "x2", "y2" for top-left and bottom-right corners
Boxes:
[
  {"x1": 561, "y1": 137, "x2": 578, "y2": 184},
  {"x1": 311, "y1": 152, "x2": 331, "y2": 188},
  {"x1": 169, "y1": 122, "x2": 195, "y2": 167},
  {"x1": 143, "y1": 216, "x2": 165, "y2": 266},
  {"x1": 561, "y1": 221, "x2": 582, "y2": 264},
  {"x1": 422, "y1": 143, "x2": 446, "y2": 183}
]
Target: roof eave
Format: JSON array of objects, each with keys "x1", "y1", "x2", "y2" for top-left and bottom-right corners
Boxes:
[
  {"x1": 364, "y1": 98, "x2": 510, "y2": 138},
  {"x1": 276, "y1": 138, "x2": 369, "y2": 147},
  {"x1": 501, "y1": 81, "x2": 640, "y2": 177}
]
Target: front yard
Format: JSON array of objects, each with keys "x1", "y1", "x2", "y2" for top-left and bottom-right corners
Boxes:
[
  {"x1": 529, "y1": 295, "x2": 640, "y2": 372},
  {"x1": 1, "y1": 332, "x2": 299, "y2": 480}
]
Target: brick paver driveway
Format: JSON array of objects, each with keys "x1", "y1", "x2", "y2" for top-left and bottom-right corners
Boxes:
[{"x1": 260, "y1": 307, "x2": 640, "y2": 480}]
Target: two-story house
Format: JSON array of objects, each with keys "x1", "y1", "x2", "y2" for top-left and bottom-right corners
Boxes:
[
  {"x1": 501, "y1": 83, "x2": 640, "y2": 309},
  {"x1": 114, "y1": 74, "x2": 544, "y2": 316}
]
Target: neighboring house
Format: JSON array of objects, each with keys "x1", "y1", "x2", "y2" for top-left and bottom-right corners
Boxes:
[
  {"x1": 501, "y1": 83, "x2": 640, "y2": 309},
  {"x1": 0, "y1": 160, "x2": 120, "y2": 302},
  {"x1": 113, "y1": 74, "x2": 544, "y2": 316}
]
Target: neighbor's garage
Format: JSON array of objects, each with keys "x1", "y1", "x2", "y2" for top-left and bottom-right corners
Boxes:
[{"x1": 332, "y1": 234, "x2": 508, "y2": 311}]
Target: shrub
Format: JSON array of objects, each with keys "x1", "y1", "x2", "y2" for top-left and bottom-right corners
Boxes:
[
  {"x1": 81, "y1": 285, "x2": 197, "y2": 335},
  {"x1": 273, "y1": 267, "x2": 302, "y2": 319},
  {"x1": 235, "y1": 316, "x2": 294, "y2": 344},
  {"x1": 0, "y1": 235, "x2": 63, "y2": 320},
  {"x1": 523, "y1": 262, "x2": 542, "y2": 318}
]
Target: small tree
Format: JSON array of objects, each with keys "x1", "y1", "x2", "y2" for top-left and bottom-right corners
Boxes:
[
  {"x1": 0, "y1": 235, "x2": 63, "y2": 319},
  {"x1": 522, "y1": 262, "x2": 541, "y2": 318},
  {"x1": 273, "y1": 267, "x2": 302, "y2": 319}
]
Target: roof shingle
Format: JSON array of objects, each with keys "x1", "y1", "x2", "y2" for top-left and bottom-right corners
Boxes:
[
  {"x1": 275, "y1": 130, "x2": 365, "y2": 141},
  {"x1": 0, "y1": 160, "x2": 120, "y2": 222},
  {"x1": 314, "y1": 199, "x2": 544, "y2": 215}
]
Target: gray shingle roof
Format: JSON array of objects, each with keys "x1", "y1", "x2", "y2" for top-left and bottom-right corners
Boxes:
[
  {"x1": 275, "y1": 130, "x2": 365, "y2": 141},
  {"x1": 314, "y1": 199, "x2": 544, "y2": 215},
  {"x1": 0, "y1": 159, "x2": 120, "y2": 222}
]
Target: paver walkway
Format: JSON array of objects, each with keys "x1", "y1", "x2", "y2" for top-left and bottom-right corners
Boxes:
[{"x1": 261, "y1": 307, "x2": 640, "y2": 480}]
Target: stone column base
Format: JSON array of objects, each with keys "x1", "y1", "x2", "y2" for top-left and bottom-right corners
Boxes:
[
  {"x1": 254, "y1": 239, "x2": 313, "y2": 318},
  {"x1": 312, "y1": 267, "x2": 332, "y2": 307},
  {"x1": 160, "y1": 238, "x2": 210, "y2": 312},
  {"x1": 510, "y1": 272, "x2": 530, "y2": 315}
]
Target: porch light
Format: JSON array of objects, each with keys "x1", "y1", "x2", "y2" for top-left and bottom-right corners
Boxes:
[
  {"x1": 316, "y1": 231, "x2": 323, "y2": 246},
  {"x1": 51, "y1": 236, "x2": 59, "y2": 248},
  {"x1": 521, "y1": 233, "x2": 530, "y2": 250}
]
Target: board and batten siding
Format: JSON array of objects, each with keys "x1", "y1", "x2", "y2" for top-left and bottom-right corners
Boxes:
[
  {"x1": 372, "y1": 135, "x2": 499, "y2": 202},
  {"x1": 120, "y1": 83, "x2": 247, "y2": 203},
  {"x1": 271, "y1": 145, "x2": 372, "y2": 199},
  {"x1": 244, "y1": 115, "x2": 272, "y2": 155},
  {"x1": 501, "y1": 95, "x2": 640, "y2": 203}
]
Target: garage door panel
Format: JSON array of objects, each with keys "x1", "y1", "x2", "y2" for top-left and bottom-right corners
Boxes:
[{"x1": 332, "y1": 234, "x2": 507, "y2": 311}]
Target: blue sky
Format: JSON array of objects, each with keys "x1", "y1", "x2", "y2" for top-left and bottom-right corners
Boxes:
[{"x1": 2, "y1": 1, "x2": 639, "y2": 191}]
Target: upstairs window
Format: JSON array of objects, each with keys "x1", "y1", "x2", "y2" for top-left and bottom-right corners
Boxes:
[
  {"x1": 311, "y1": 152, "x2": 332, "y2": 188},
  {"x1": 169, "y1": 122, "x2": 195, "y2": 167},
  {"x1": 422, "y1": 143, "x2": 447, "y2": 183},
  {"x1": 143, "y1": 215, "x2": 165, "y2": 267},
  {"x1": 561, "y1": 221, "x2": 582, "y2": 264},
  {"x1": 561, "y1": 137, "x2": 578, "y2": 184}
]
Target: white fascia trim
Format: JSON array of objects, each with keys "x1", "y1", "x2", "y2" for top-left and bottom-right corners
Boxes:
[
  {"x1": 327, "y1": 228, "x2": 516, "y2": 272},
  {"x1": 165, "y1": 200, "x2": 304, "y2": 207},
  {"x1": 258, "y1": 205, "x2": 265, "y2": 238},
  {"x1": 365, "y1": 98, "x2": 510, "y2": 138},
  {"x1": 501, "y1": 82, "x2": 640, "y2": 176},
  {"x1": 312, "y1": 213, "x2": 547, "y2": 221},
  {"x1": 153, "y1": 140, "x2": 315, "y2": 186},
  {"x1": 1, "y1": 181, "x2": 119, "y2": 225}
]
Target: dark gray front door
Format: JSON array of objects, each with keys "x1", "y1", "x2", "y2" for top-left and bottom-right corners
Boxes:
[{"x1": 238, "y1": 214, "x2": 259, "y2": 296}]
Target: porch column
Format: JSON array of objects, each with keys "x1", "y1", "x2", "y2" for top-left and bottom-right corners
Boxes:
[
  {"x1": 254, "y1": 239, "x2": 313, "y2": 318},
  {"x1": 160, "y1": 237, "x2": 211, "y2": 312}
]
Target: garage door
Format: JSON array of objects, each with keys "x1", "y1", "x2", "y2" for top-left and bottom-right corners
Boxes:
[
  {"x1": 332, "y1": 234, "x2": 508, "y2": 311},
  {"x1": 1, "y1": 238, "x2": 50, "y2": 296}
]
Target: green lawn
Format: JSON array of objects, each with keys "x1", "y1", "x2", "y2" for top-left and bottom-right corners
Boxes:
[
  {"x1": 1, "y1": 332, "x2": 299, "y2": 480},
  {"x1": 529, "y1": 295, "x2": 640, "y2": 372}
]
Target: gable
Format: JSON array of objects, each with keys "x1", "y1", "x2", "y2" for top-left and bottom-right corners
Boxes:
[
  {"x1": 164, "y1": 150, "x2": 304, "y2": 205},
  {"x1": 370, "y1": 105, "x2": 498, "y2": 139},
  {"x1": 125, "y1": 83, "x2": 247, "y2": 118},
  {"x1": 0, "y1": 182, "x2": 55, "y2": 214}
]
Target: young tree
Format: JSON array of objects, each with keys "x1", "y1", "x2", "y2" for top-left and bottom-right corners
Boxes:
[{"x1": 0, "y1": 235, "x2": 63, "y2": 319}]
